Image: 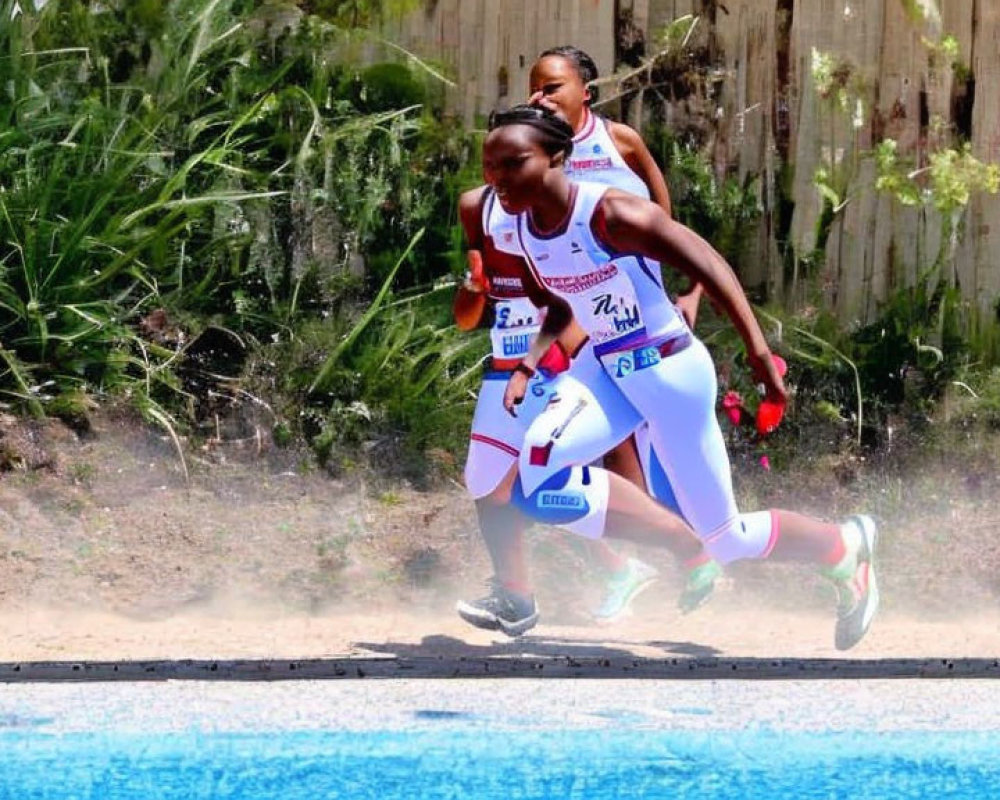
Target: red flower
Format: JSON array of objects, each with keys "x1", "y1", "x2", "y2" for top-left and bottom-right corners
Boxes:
[
  {"x1": 756, "y1": 398, "x2": 786, "y2": 435},
  {"x1": 722, "y1": 391, "x2": 743, "y2": 426},
  {"x1": 754, "y1": 354, "x2": 788, "y2": 435},
  {"x1": 759, "y1": 454, "x2": 771, "y2": 471}
]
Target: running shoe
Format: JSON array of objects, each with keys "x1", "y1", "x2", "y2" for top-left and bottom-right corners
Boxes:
[
  {"x1": 678, "y1": 558, "x2": 723, "y2": 614},
  {"x1": 825, "y1": 514, "x2": 880, "y2": 651},
  {"x1": 456, "y1": 579, "x2": 539, "y2": 637},
  {"x1": 591, "y1": 557, "x2": 660, "y2": 624}
]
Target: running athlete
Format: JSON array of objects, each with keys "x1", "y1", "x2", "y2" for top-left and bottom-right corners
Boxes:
[
  {"x1": 485, "y1": 106, "x2": 879, "y2": 651},
  {"x1": 456, "y1": 46, "x2": 709, "y2": 634},
  {"x1": 454, "y1": 185, "x2": 702, "y2": 636}
]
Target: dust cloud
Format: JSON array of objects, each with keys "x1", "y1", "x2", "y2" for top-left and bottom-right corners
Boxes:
[{"x1": 0, "y1": 412, "x2": 997, "y2": 661}]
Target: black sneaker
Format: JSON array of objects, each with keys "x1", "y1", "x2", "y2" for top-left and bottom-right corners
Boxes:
[{"x1": 456, "y1": 579, "x2": 539, "y2": 637}]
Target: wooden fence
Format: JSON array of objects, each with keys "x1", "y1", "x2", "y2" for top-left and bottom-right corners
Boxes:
[{"x1": 387, "y1": 0, "x2": 1000, "y2": 325}]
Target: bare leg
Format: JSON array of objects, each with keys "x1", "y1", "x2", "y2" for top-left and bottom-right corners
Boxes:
[
  {"x1": 768, "y1": 510, "x2": 845, "y2": 565},
  {"x1": 580, "y1": 435, "x2": 645, "y2": 573},
  {"x1": 475, "y1": 496, "x2": 532, "y2": 594},
  {"x1": 601, "y1": 471, "x2": 703, "y2": 560}
]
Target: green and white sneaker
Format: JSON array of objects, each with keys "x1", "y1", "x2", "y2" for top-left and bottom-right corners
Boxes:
[
  {"x1": 591, "y1": 557, "x2": 659, "y2": 624},
  {"x1": 678, "y1": 557, "x2": 723, "y2": 614},
  {"x1": 824, "y1": 514, "x2": 880, "y2": 651}
]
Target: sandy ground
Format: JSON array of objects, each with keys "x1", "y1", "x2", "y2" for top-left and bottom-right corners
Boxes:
[
  {"x1": 0, "y1": 413, "x2": 998, "y2": 664},
  {"x1": 1, "y1": 599, "x2": 997, "y2": 663}
]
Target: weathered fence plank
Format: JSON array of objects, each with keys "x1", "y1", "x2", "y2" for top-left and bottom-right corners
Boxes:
[{"x1": 387, "y1": 1, "x2": 1000, "y2": 323}]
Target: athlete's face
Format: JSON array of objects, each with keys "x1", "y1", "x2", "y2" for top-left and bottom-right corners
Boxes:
[
  {"x1": 529, "y1": 56, "x2": 589, "y2": 129},
  {"x1": 483, "y1": 125, "x2": 553, "y2": 213}
]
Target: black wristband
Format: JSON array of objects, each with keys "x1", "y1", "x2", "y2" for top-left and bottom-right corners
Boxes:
[{"x1": 514, "y1": 362, "x2": 536, "y2": 378}]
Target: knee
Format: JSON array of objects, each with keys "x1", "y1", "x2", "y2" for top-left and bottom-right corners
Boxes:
[{"x1": 703, "y1": 511, "x2": 774, "y2": 565}]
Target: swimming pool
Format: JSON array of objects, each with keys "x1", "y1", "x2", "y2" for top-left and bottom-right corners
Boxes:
[{"x1": 2, "y1": 679, "x2": 998, "y2": 798}]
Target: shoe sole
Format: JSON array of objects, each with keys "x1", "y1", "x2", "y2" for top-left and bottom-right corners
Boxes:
[
  {"x1": 455, "y1": 601, "x2": 501, "y2": 632},
  {"x1": 456, "y1": 601, "x2": 539, "y2": 637},
  {"x1": 498, "y1": 610, "x2": 540, "y2": 637},
  {"x1": 592, "y1": 573, "x2": 659, "y2": 625},
  {"x1": 835, "y1": 514, "x2": 880, "y2": 651}
]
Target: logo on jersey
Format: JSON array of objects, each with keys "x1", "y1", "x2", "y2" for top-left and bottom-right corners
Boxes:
[
  {"x1": 501, "y1": 334, "x2": 532, "y2": 357},
  {"x1": 592, "y1": 293, "x2": 642, "y2": 335},
  {"x1": 538, "y1": 491, "x2": 584, "y2": 509},
  {"x1": 542, "y1": 264, "x2": 618, "y2": 293},
  {"x1": 593, "y1": 144, "x2": 603, "y2": 153},
  {"x1": 569, "y1": 157, "x2": 613, "y2": 171},
  {"x1": 495, "y1": 304, "x2": 535, "y2": 330},
  {"x1": 633, "y1": 345, "x2": 662, "y2": 370},
  {"x1": 491, "y1": 276, "x2": 523, "y2": 291},
  {"x1": 613, "y1": 346, "x2": 660, "y2": 378}
]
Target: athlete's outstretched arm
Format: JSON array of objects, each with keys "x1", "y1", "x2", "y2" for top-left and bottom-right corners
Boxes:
[{"x1": 595, "y1": 191, "x2": 786, "y2": 403}]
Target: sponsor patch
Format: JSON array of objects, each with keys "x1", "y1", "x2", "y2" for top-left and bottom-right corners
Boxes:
[
  {"x1": 569, "y1": 157, "x2": 614, "y2": 171},
  {"x1": 542, "y1": 264, "x2": 618, "y2": 293},
  {"x1": 538, "y1": 491, "x2": 584, "y2": 509},
  {"x1": 612, "y1": 345, "x2": 660, "y2": 378},
  {"x1": 502, "y1": 334, "x2": 532, "y2": 357}
]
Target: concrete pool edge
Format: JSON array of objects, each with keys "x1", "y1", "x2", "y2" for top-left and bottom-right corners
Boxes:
[{"x1": 1, "y1": 655, "x2": 999, "y2": 682}]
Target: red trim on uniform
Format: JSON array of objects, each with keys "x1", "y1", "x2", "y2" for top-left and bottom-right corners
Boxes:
[
  {"x1": 470, "y1": 433, "x2": 520, "y2": 459},
  {"x1": 529, "y1": 441, "x2": 554, "y2": 466},
  {"x1": 526, "y1": 183, "x2": 579, "y2": 240},
  {"x1": 759, "y1": 509, "x2": 781, "y2": 558},
  {"x1": 490, "y1": 357, "x2": 520, "y2": 371},
  {"x1": 573, "y1": 108, "x2": 597, "y2": 143}
]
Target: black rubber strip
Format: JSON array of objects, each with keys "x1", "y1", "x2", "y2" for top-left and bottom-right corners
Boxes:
[{"x1": 1, "y1": 656, "x2": 998, "y2": 683}]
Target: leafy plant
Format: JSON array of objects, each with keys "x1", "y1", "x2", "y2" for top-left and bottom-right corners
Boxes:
[{"x1": 1, "y1": 0, "x2": 475, "y2": 466}]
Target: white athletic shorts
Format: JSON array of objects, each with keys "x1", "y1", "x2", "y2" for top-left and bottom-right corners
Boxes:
[
  {"x1": 464, "y1": 371, "x2": 526, "y2": 498},
  {"x1": 515, "y1": 348, "x2": 644, "y2": 496},
  {"x1": 465, "y1": 349, "x2": 644, "y2": 499}
]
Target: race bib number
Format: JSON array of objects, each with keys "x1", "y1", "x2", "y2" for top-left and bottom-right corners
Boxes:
[{"x1": 490, "y1": 297, "x2": 541, "y2": 360}]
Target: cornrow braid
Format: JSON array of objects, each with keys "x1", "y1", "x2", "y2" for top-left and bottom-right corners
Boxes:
[
  {"x1": 488, "y1": 104, "x2": 575, "y2": 159},
  {"x1": 537, "y1": 45, "x2": 600, "y2": 105}
]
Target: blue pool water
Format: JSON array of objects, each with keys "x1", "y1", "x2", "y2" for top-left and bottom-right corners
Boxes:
[
  {"x1": 3, "y1": 678, "x2": 1000, "y2": 799},
  {"x1": 2, "y1": 726, "x2": 999, "y2": 799}
]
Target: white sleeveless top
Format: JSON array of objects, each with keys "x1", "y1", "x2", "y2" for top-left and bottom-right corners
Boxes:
[
  {"x1": 512, "y1": 181, "x2": 686, "y2": 356},
  {"x1": 565, "y1": 110, "x2": 650, "y2": 200},
  {"x1": 480, "y1": 189, "x2": 541, "y2": 362}
]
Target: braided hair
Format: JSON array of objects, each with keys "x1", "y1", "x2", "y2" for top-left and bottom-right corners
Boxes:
[
  {"x1": 488, "y1": 104, "x2": 575, "y2": 160},
  {"x1": 537, "y1": 45, "x2": 600, "y2": 105}
]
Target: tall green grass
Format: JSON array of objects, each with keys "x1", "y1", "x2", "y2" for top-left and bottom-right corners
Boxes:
[{"x1": 1, "y1": 0, "x2": 474, "y2": 462}]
